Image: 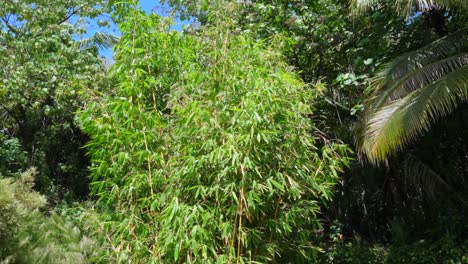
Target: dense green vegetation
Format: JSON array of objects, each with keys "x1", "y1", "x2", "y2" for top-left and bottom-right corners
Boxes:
[
  {"x1": 0, "y1": 0, "x2": 467, "y2": 263},
  {"x1": 0, "y1": 0, "x2": 110, "y2": 199}
]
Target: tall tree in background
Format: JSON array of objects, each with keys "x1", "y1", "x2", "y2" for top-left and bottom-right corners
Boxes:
[{"x1": 0, "y1": 0, "x2": 111, "y2": 198}]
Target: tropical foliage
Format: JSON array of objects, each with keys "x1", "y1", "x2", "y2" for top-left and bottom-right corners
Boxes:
[
  {"x1": 0, "y1": 0, "x2": 467, "y2": 263},
  {"x1": 355, "y1": 30, "x2": 468, "y2": 163},
  {"x1": 350, "y1": 0, "x2": 468, "y2": 17}
]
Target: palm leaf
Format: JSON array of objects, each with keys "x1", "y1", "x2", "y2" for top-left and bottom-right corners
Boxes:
[
  {"x1": 355, "y1": 31, "x2": 468, "y2": 163},
  {"x1": 402, "y1": 154, "x2": 450, "y2": 198},
  {"x1": 78, "y1": 32, "x2": 119, "y2": 51},
  {"x1": 350, "y1": 0, "x2": 468, "y2": 17},
  {"x1": 402, "y1": 154, "x2": 467, "y2": 205}
]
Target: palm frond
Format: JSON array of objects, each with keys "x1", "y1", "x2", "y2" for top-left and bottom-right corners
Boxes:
[
  {"x1": 377, "y1": 31, "x2": 467, "y2": 90},
  {"x1": 78, "y1": 32, "x2": 119, "y2": 51},
  {"x1": 350, "y1": 0, "x2": 468, "y2": 17},
  {"x1": 355, "y1": 31, "x2": 468, "y2": 164},
  {"x1": 402, "y1": 154, "x2": 467, "y2": 205},
  {"x1": 402, "y1": 154, "x2": 450, "y2": 198}
]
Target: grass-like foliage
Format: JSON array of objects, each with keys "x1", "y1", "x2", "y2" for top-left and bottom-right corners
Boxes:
[
  {"x1": 0, "y1": 168, "x2": 47, "y2": 244},
  {"x1": 79, "y1": 3, "x2": 351, "y2": 263},
  {"x1": 8, "y1": 212, "x2": 98, "y2": 264},
  {"x1": 0, "y1": 169, "x2": 98, "y2": 263}
]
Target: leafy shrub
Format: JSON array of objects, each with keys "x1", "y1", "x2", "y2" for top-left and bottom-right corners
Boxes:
[
  {"x1": 386, "y1": 236, "x2": 468, "y2": 264},
  {"x1": 320, "y1": 236, "x2": 468, "y2": 264},
  {"x1": 320, "y1": 242, "x2": 387, "y2": 264},
  {"x1": 0, "y1": 133, "x2": 28, "y2": 177},
  {"x1": 79, "y1": 4, "x2": 351, "y2": 263}
]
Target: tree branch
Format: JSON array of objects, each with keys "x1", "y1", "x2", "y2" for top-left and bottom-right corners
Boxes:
[
  {"x1": 1, "y1": 16, "x2": 21, "y2": 36},
  {"x1": 57, "y1": 5, "x2": 86, "y2": 27},
  {"x1": 0, "y1": 103, "x2": 22, "y2": 127},
  {"x1": 31, "y1": 5, "x2": 87, "y2": 39}
]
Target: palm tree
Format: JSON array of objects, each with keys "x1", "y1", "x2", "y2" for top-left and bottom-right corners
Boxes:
[
  {"x1": 350, "y1": 0, "x2": 468, "y2": 17},
  {"x1": 355, "y1": 30, "x2": 468, "y2": 163},
  {"x1": 352, "y1": 0, "x2": 468, "y2": 164},
  {"x1": 78, "y1": 31, "x2": 119, "y2": 51}
]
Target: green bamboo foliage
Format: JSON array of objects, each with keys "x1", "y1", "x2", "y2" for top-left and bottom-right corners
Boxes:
[{"x1": 79, "y1": 4, "x2": 350, "y2": 263}]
